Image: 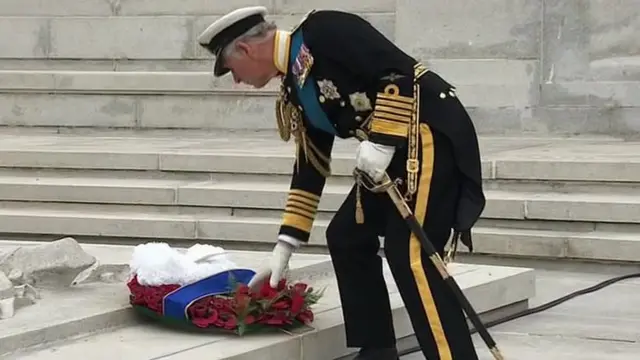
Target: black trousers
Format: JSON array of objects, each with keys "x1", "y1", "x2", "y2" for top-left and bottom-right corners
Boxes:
[{"x1": 326, "y1": 124, "x2": 479, "y2": 360}]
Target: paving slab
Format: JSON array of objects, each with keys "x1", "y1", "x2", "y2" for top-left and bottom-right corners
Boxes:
[{"x1": 0, "y1": 241, "x2": 535, "y2": 360}]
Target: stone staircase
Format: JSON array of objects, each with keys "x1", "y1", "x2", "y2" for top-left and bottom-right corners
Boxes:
[
  {"x1": 0, "y1": 1, "x2": 638, "y2": 262},
  {"x1": 0, "y1": 130, "x2": 636, "y2": 264}
]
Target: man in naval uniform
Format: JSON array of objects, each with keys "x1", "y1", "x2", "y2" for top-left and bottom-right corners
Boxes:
[{"x1": 197, "y1": 7, "x2": 486, "y2": 360}]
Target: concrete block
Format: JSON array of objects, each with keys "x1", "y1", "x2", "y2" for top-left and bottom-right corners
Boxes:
[
  {"x1": 0, "y1": 94, "x2": 136, "y2": 128},
  {"x1": 49, "y1": 17, "x2": 192, "y2": 60},
  {"x1": 118, "y1": 0, "x2": 274, "y2": 16},
  {"x1": 546, "y1": 105, "x2": 640, "y2": 138},
  {"x1": 467, "y1": 107, "x2": 530, "y2": 135},
  {"x1": 0, "y1": 0, "x2": 112, "y2": 16},
  {"x1": 395, "y1": 0, "x2": 541, "y2": 59},
  {"x1": 522, "y1": 107, "x2": 613, "y2": 136},
  {"x1": 0, "y1": 18, "x2": 49, "y2": 58},
  {"x1": 137, "y1": 94, "x2": 278, "y2": 130},
  {"x1": 542, "y1": 0, "x2": 640, "y2": 82},
  {"x1": 540, "y1": 82, "x2": 640, "y2": 107},
  {"x1": 426, "y1": 59, "x2": 539, "y2": 85},
  {"x1": 274, "y1": 0, "x2": 395, "y2": 13},
  {"x1": 608, "y1": 107, "x2": 640, "y2": 136}
]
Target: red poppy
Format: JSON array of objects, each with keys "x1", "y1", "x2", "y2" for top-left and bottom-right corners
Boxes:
[{"x1": 126, "y1": 276, "x2": 322, "y2": 334}]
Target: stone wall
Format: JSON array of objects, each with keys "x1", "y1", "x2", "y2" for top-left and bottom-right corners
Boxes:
[{"x1": 0, "y1": 0, "x2": 638, "y2": 137}]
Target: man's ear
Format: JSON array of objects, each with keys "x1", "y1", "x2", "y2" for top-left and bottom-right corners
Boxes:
[{"x1": 235, "y1": 42, "x2": 252, "y2": 58}]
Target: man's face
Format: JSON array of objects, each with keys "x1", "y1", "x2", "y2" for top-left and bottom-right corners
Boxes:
[{"x1": 222, "y1": 41, "x2": 276, "y2": 88}]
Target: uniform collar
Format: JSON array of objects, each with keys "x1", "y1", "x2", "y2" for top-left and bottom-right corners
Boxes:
[{"x1": 273, "y1": 30, "x2": 291, "y2": 75}]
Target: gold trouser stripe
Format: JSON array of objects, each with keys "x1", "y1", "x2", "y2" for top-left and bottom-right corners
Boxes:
[{"x1": 409, "y1": 123, "x2": 453, "y2": 359}]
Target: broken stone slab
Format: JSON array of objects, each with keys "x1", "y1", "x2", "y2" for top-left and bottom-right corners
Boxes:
[
  {"x1": 0, "y1": 237, "x2": 96, "y2": 289},
  {"x1": 0, "y1": 271, "x2": 14, "y2": 319}
]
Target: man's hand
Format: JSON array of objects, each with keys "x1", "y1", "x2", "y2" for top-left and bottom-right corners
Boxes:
[
  {"x1": 247, "y1": 235, "x2": 301, "y2": 290},
  {"x1": 356, "y1": 140, "x2": 396, "y2": 182}
]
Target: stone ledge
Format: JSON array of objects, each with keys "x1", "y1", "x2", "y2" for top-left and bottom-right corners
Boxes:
[
  {"x1": 1, "y1": 138, "x2": 640, "y2": 182},
  {"x1": 0, "y1": 70, "x2": 535, "y2": 108},
  {"x1": 2, "y1": 174, "x2": 636, "y2": 224},
  {"x1": 0, "y1": 241, "x2": 535, "y2": 360}
]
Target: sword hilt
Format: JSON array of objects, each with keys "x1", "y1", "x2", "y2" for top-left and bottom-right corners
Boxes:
[{"x1": 352, "y1": 168, "x2": 395, "y2": 193}]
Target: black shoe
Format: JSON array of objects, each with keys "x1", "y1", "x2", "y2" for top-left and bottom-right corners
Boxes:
[{"x1": 353, "y1": 347, "x2": 399, "y2": 360}]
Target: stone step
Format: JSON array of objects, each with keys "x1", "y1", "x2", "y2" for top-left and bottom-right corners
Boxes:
[
  {"x1": 0, "y1": 207, "x2": 636, "y2": 263},
  {"x1": 0, "y1": 241, "x2": 535, "y2": 360},
  {"x1": 0, "y1": 69, "x2": 538, "y2": 131},
  {"x1": 0, "y1": 132, "x2": 637, "y2": 183},
  {"x1": 0, "y1": 175, "x2": 638, "y2": 225}
]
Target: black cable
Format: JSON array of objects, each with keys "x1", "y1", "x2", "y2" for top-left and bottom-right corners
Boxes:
[{"x1": 398, "y1": 272, "x2": 640, "y2": 357}]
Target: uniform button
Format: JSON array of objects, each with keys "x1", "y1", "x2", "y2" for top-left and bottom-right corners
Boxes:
[
  {"x1": 355, "y1": 116, "x2": 362, "y2": 122},
  {"x1": 287, "y1": 87, "x2": 291, "y2": 92},
  {"x1": 319, "y1": 95, "x2": 326, "y2": 103},
  {"x1": 340, "y1": 101, "x2": 346, "y2": 107},
  {"x1": 449, "y1": 90, "x2": 456, "y2": 97},
  {"x1": 439, "y1": 92, "x2": 446, "y2": 99}
]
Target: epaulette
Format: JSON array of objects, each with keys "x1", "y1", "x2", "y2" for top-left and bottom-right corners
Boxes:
[{"x1": 290, "y1": 9, "x2": 316, "y2": 33}]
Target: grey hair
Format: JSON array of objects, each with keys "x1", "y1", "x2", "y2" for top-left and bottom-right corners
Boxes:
[{"x1": 222, "y1": 21, "x2": 278, "y2": 59}]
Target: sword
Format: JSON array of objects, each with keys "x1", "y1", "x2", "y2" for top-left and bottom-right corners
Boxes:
[{"x1": 353, "y1": 168, "x2": 505, "y2": 360}]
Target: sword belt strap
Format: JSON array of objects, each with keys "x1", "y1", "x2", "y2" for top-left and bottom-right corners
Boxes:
[{"x1": 405, "y1": 63, "x2": 429, "y2": 201}]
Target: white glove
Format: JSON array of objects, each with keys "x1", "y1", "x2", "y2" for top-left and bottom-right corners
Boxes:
[
  {"x1": 356, "y1": 140, "x2": 396, "y2": 182},
  {"x1": 247, "y1": 235, "x2": 301, "y2": 290}
]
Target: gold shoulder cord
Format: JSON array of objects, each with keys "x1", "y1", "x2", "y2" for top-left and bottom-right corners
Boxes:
[
  {"x1": 275, "y1": 82, "x2": 331, "y2": 178},
  {"x1": 405, "y1": 63, "x2": 429, "y2": 201}
]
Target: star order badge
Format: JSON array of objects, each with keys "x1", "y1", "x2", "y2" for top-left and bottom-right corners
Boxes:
[
  {"x1": 349, "y1": 92, "x2": 373, "y2": 112},
  {"x1": 317, "y1": 79, "x2": 341, "y2": 100}
]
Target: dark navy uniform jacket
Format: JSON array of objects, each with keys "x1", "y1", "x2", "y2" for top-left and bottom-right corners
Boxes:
[{"x1": 274, "y1": 10, "x2": 485, "y2": 249}]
